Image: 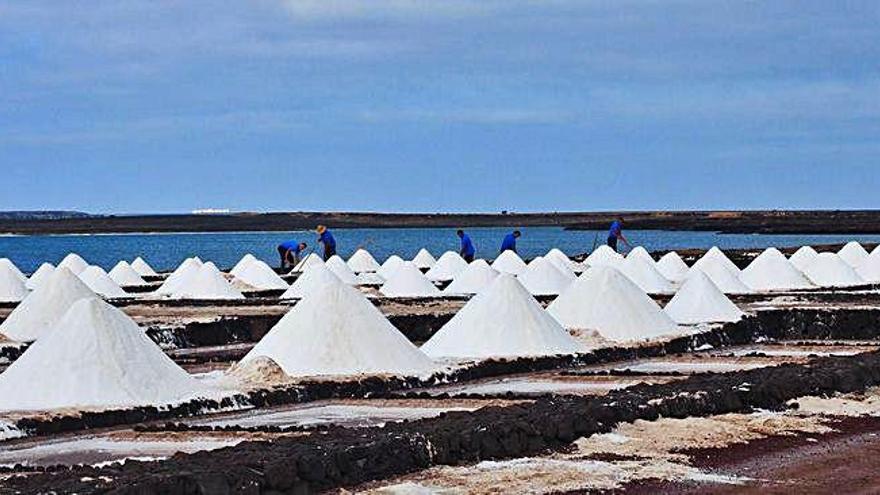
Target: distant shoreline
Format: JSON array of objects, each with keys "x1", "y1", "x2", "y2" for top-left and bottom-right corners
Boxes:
[{"x1": 1, "y1": 210, "x2": 880, "y2": 235}]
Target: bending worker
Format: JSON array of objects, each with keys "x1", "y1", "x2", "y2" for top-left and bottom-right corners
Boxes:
[
  {"x1": 316, "y1": 225, "x2": 337, "y2": 261},
  {"x1": 277, "y1": 240, "x2": 307, "y2": 269},
  {"x1": 607, "y1": 217, "x2": 631, "y2": 252},
  {"x1": 457, "y1": 229, "x2": 476, "y2": 262},
  {"x1": 500, "y1": 230, "x2": 521, "y2": 254}
]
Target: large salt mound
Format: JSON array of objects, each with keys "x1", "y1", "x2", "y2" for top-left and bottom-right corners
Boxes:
[
  {"x1": 547, "y1": 266, "x2": 679, "y2": 342},
  {"x1": 545, "y1": 248, "x2": 581, "y2": 274},
  {"x1": 838, "y1": 241, "x2": 870, "y2": 268},
  {"x1": 0, "y1": 259, "x2": 26, "y2": 284},
  {"x1": 444, "y1": 259, "x2": 499, "y2": 295},
  {"x1": 626, "y1": 246, "x2": 656, "y2": 265},
  {"x1": 108, "y1": 261, "x2": 148, "y2": 287},
  {"x1": 58, "y1": 253, "x2": 89, "y2": 275},
  {"x1": 356, "y1": 272, "x2": 386, "y2": 286},
  {"x1": 426, "y1": 251, "x2": 468, "y2": 282},
  {"x1": 491, "y1": 250, "x2": 527, "y2": 276},
  {"x1": 155, "y1": 257, "x2": 203, "y2": 295},
  {"x1": 856, "y1": 252, "x2": 880, "y2": 283},
  {"x1": 290, "y1": 253, "x2": 324, "y2": 274},
  {"x1": 690, "y1": 253, "x2": 752, "y2": 294},
  {"x1": 516, "y1": 256, "x2": 576, "y2": 296},
  {"x1": 78, "y1": 266, "x2": 128, "y2": 299},
  {"x1": 412, "y1": 249, "x2": 437, "y2": 269},
  {"x1": 326, "y1": 256, "x2": 359, "y2": 285},
  {"x1": 422, "y1": 274, "x2": 584, "y2": 359},
  {"x1": 171, "y1": 264, "x2": 245, "y2": 300},
  {"x1": 348, "y1": 249, "x2": 381, "y2": 273},
  {"x1": 0, "y1": 263, "x2": 28, "y2": 303},
  {"x1": 0, "y1": 268, "x2": 96, "y2": 342},
  {"x1": 619, "y1": 255, "x2": 675, "y2": 294},
  {"x1": 740, "y1": 248, "x2": 813, "y2": 291},
  {"x1": 131, "y1": 256, "x2": 159, "y2": 277},
  {"x1": 664, "y1": 270, "x2": 744, "y2": 324},
  {"x1": 26, "y1": 263, "x2": 55, "y2": 290},
  {"x1": 699, "y1": 247, "x2": 740, "y2": 275},
  {"x1": 378, "y1": 255, "x2": 405, "y2": 280},
  {"x1": 801, "y1": 252, "x2": 865, "y2": 287},
  {"x1": 789, "y1": 246, "x2": 819, "y2": 272},
  {"x1": 0, "y1": 298, "x2": 204, "y2": 412},
  {"x1": 230, "y1": 254, "x2": 259, "y2": 276},
  {"x1": 656, "y1": 252, "x2": 689, "y2": 282},
  {"x1": 380, "y1": 262, "x2": 440, "y2": 298},
  {"x1": 281, "y1": 262, "x2": 341, "y2": 299},
  {"x1": 241, "y1": 280, "x2": 435, "y2": 378},
  {"x1": 231, "y1": 258, "x2": 288, "y2": 290},
  {"x1": 584, "y1": 245, "x2": 623, "y2": 267}
]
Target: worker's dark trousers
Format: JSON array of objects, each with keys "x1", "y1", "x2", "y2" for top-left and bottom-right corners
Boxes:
[
  {"x1": 607, "y1": 236, "x2": 618, "y2": 252},
  {"x1": 278, "y1": 246, "x2": 289, "y2": 268},
  {"x1": 463, "y1": 254, "x2": 475, "y2": 263},
  {"x1": 323, "y1": 246, "x2": 337, "y2": 261}
]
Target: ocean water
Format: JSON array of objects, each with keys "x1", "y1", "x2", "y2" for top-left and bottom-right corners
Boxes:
[{"x1": 1, "y1": 227, "x2": 879, "y2": 274}]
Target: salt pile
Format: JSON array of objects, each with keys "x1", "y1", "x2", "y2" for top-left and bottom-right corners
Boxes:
[
  {"x1": 25, "y1": 263, "x2": 55, "y2": 290},
  {"x1": 689, "y1": 250, "x2": 752, "y2": 294},
  {"x1": 700, "y1": 246, "x2": 741, "y2": 274},
  {"x1": 378, "y1": 255, "x2": 405, "y2": 279},
  {"x1": 281, "y1": 262, "x2": 341, "y2": 299},
  {"x1": 838, "y1": 241, "x2": 870, "y2": 268},
  {"x1": 326, "y1": 255, "x2": 359, "y2": 285},
  {"x1": 379, "y1": 262, "x2": 440, "y2": 298},
  {"x1": 171, "y1": 264, "x2": 245, "y2": 300},
  {"x1": 545, "y1": 248, "x2": 581, "y2": 274},
  {"x1": 58, "y1": 253, "x2": 89, "y2": 275},
  {"x1": 0, "y1": 263, "x2": 28, "y2": 303},
  {"x1": 739, "y1": 248, "x2": 813, "y2": 291},
  {"x1": 422, "y1": 274, "x2": 584, "y2": 359},
  {"x1": 131, "y1": 256, "x2": 159, "y2": 277},
  {"x1": 0, "y1": 259, "x2": 26, "y2": 284},
  {"x1": 347, "y1": 249, "x2": 382, "y2": 273},
  {"x1": 356, "y1": 272, "x2": 386, "y2": 285},
  {"x1": 491, "y1": 250, "x2": 527, "y2": 275},
  {"x1": 516, "y1": 256, "x2": 576, "y2": 296},
  {"x1": 0, "y1": 298, "x2": 204, "y2": 412},
  {"x1": 664, "y1": 270, "x2": 744, "y2": 324},
  {"x1": 229, "y1": 254, "x2": 258, "y2": 275},
  {"x1": 426, "y1": 251, "x2": 469, "y2": 282},
  {"x1": 443, "y1": 259, "x2": 499, "y2": 295},
  {"x1": 619, "y1": 255, "x2": 674, "y2": 294},
  {"x1": 0, "y1": 268, "x2": 96, "y2": 342},
  {"x1": 626, "y1": 246, "x2": 656, "y2": 265},
  {"x1": 656, "y1": 252, "x2": 689, "y2": 282},
  {"x1": 412, "y1": 248, "x2": 437, "y2": 269},
  {"x1": 547, "y1": 266, "x2": 680, "y2": 343},
  {"x1": 230, "y1": 257, "x2": 288, "y2": 290},
  {"x1": 789, "y1": 245, "x2": 819, "y2": 271},
  {"x1": 856, "y1": 251, "x2": 880, "y2": 283},
  {"x1": 801, "y1": 252, "x2": 865, "y2": 287},
  {"x1": 155, "y1": 257, "x2": 203, "y2": 295},
  {"x1": 584, "y1": 245, "x2": 623, "y2": 267},
  {"x1": 290, "y1": 253, "x2": 324, "y2": 273},
  {"x1": 241, "y1": 280, "x2": 435, "y2": 378},
  {"x1": 108, "y1": 261, "x2": 148, "y2": 287},
  {"x1": 78, "y1": 266, "x2": 128, "y2": 299}
]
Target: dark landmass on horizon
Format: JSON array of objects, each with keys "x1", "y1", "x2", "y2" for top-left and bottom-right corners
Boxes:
[{"x1": 1, "y1": 210, "x2": 880, "y2": 235}]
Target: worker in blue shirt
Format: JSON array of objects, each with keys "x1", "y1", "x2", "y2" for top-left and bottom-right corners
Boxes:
[
  {"x1": 607, "y1": 218, "x2": 631, "y2": 252},
  {"x1": 316, "y1": 225, "x2": 337, "y2": 261},
  {"x1": 500, "y1": 230, "x2": 521, "y2": 254},
  {"x1": 277, "y1": 240, "x2": 307, "y2": 269},
  {"x1": 457, "y1": 230, "x2": 476, "y2": 262}
]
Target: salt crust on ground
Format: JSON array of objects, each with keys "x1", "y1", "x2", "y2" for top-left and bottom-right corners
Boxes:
[
  {"x1": 412, "y1": 249, "x2": 437, "y2": 269},
  {"x1": 664, "y1": 269, "x2": 744, "y2": 324},
  {"x1": 57, "y1": 253, "x2": 89, "y2": 275},
  {"x1": 619, "y1": 255, "x2": 674, "y2": 294},
  {"x1": 131, "y1": 257, "x2": 158, "y2": 276},
  {"x1": 422, "y1": 274, "x2": 584, "y2": 359},
  {"x1": 0, "y1": 268, "x2": 96, "y2": 342},
  {"x1": 789, "y1": 245, "x2": 818, "y2": 271},
  {"x1": 491, "y1": 250, "x2": 527, "y2": 276},
  {"x1": 426, "y1": 252, "x2": 468, "y2": 282},
  {"x1": 25, "y1": 263, "x2": 55, "y2": 290},
  {"x1": 443, "y1": 259, "x2": 499, "y2": 295},
  {"x1": 280, "y1": 262, "x2": 341, "y2": 299},
  {"x1": 547, "y1": 266, "x2": 680, "y2": 342},
  {"x1": 656, "y1": 251, "x2": 689, "y2": 282},
  {"x1": 739, "y1": 247, "x2": 814, "y2": 291},
  {"x1": 230, "y1": 257, "x2": 288, "y2": 290},
  {"x1": 348, "y1": 249, "x2": 382, "y2": 273},
  {"x1": 0, "y1": 263, "x2": 28, "y2": 303},
  {"x1": 241, "y1": 278, "x2": 436, "y2": 378},
  {"x1": 516, "y1": 256, "x2": 576, "y2": 296},
  {"x1": 0, "y1": 298, "x2": 205, "y2": 412},
  {"x1": 326, "y1": 256, "x2": 360, "y2": 285},
  {"x1": 380, "y1": 262, "x2": 440, "y2": 298},
  {"x1": 801, "y1": 252, "x2": 865, "y2": 287},
  {"x1": 108, "y1": 261, "x2": 147, "y2": 287},
  {"x1": 78, "y1": 266, "x2": 128, "y2": 299}
]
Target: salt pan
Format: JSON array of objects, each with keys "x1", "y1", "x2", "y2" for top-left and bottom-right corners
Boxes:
[
  {"x1": 443, "y1": 259, "x2": 499, "y2": 295},
  {"x1": 664, "y1": 270, "x2": 744, "y2": 324},
  {"x1": 380, "y1": 262, "x2": 440, "y2": 298},
  {"x1": 0, "y1": 268, "x2": 96, "y2": 342},
  {"x1": 422, "y1": 274, "x2": 585, "y2": 359}
]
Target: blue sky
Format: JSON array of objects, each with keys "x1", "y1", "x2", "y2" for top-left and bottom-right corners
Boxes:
[{"x1": 1, "y1": 0, "x2": 878, "y2": 214}]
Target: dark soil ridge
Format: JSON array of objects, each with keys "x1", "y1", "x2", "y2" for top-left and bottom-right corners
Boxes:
[{"x1": 8, "y1": 336, "x2": 880, "y2": 493}]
